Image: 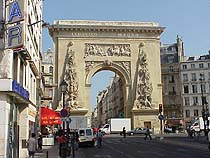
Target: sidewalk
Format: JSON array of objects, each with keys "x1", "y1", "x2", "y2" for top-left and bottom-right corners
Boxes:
[
  {"x1": 35, "y1": 145, "x2": 59, "y2": 158},
  {"x1": 35, "y1": 144, "x2": 86, "y2": 158}
]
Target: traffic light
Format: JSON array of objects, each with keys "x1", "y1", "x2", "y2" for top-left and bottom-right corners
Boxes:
[{"x1": 159, "y1": 104, "x2": 163, "y2": 113}]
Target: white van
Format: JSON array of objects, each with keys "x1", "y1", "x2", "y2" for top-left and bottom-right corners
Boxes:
[{"x1": 78, "y1": 128, "x2": 94, "y2": 147}]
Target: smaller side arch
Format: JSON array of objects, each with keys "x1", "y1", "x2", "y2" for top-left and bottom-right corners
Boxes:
[{"x1": 85, "y1": 62, "x2": 131, "y2": 86}]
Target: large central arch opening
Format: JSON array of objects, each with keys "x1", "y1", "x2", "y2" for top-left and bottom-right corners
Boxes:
[{"x1": 90, "y1": 70, "x2": 127, "y2": 128}]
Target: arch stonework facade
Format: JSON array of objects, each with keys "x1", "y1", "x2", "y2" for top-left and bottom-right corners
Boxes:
[{"x1": 49, "y1": 20, "x2": 164, "y2": 134}]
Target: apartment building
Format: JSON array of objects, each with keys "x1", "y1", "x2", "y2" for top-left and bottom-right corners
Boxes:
[
  {"x1": 181, "y1": 53, "x2": 210, "y2": 124},
  {"x1": 96, "y1": 74, "x2": 124, "y2": 126},
  {"x1": 160, "y1": 36, "x2": 184, "y2": 129},
  {"x1": 41, "y1": 48, "x2": 55, "y2": 109},
  {"x1": 0, "y1": 0, "x2": 43, "y2": 157}
]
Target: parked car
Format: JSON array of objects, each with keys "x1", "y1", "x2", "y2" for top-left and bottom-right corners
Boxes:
[{"x1": 126, "y1": 127, "x2": 152, "y2": 136}]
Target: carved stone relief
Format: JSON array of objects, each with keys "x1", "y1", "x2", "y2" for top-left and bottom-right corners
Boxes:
[
  {"x1": 134, "y1": 42, "x2": 153, "y2": 109},
  {"x1": 116, "y1": 61, "x2": 131, "y2": 74},
  {"x1": 64, "y1": 42, "x2": 79, "y2": 109},
  {"x1": 84, "y1": 44, "x2": 131, "y2": 58}
]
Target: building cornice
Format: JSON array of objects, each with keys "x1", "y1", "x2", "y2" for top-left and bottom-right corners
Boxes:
[{"x1": 48, "y1": 20, "x2": 165, "y2": 37}]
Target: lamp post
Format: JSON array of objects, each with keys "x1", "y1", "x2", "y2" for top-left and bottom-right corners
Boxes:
[
  {"x1": 60, "y1": 80, "x2": 68, "y2": 132},
  {"x1": 199, "y1": 73, "x2": 207, "y2": 136}
]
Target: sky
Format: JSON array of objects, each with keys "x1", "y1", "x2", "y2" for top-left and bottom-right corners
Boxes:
[{"x1": 42, "y1": 0, "x2": 210, "y2": 110}]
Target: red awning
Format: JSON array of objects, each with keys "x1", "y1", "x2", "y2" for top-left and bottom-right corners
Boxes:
[{"x1": 40, "y1": 107, "x2": 61, "y2": 125}]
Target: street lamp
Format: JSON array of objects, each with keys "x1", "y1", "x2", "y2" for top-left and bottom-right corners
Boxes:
[
  {"x1": 199, "y1": 73, "x2": 207, "y2": 136},
  {"x1": 60, "y1": 80, "x2": 68, "y2": 131}
]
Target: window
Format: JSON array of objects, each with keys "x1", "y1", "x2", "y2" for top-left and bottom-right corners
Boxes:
[
  {"x1": 171, "y1": 111, "x2": 176, "y2": 118},
  {"x1": 50, "y1": 77, "x2": 53, "y2": 84},
  {"x1": 208, "y1": 63, "x2": 210, "y2": 68},
  {"x1": 201, "y1": 84, "x2": 206, "y2": 93},
  {"x1": 42, "y1": 66, "x2": 44, "y2": 73},
  {"x1": 183, "y1": 74, "x2": 188, "y2": 81},
  {"x1": 169, "y1": 66, "x2": 174, "y2": 72},
  {"x1": 86, "y1": 129, "x2": 92, "y2": 136},
  {"x1": 191, "y1": 64, "x2": 195, "y2": 69},
  {"x1": 182, "y1": 65, "x2": 187, "y2": 69},
  {"x1": 199, "y1": 63, "x2": 204, "y2": 68},
  {"x1": 192, "y1": 84, "x2": 197, "y2": 93},
  {"x1": 185, "y1": 110, "x2": 190, "y2": 118},
  {"x1": 184, "y1": 85, "x2": 189, "y2": 93},
  {"x1": 169, "y1": 75, "x2": 175, "y2": 83},
  {"x1": 193, "y1": 96, "x2": 198, "y2": 105},
  {"x1": 201, "y1": 96, "x2": 207, "y2": 105},
  {"x1": 191, "y1": 73, "x2": 196, "y2": 81},
  {"x1": 49, "y1": 66, "x2": 53, "y2": 73},
  {"x1": 194, "y1": 110, "x2": 199, "y2": 117},
  {"x1": 79, "y1": 130, "x2": 85, "y2": 136},
  {"x1": 208, "y1": 72, "x2": 210, "y2": 80},
  {"x1": 184, "y1": 97, "x2": 190, "y2": 106}
]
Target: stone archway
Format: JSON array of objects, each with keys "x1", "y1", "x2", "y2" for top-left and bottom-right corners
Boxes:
[{"x1": 49, "y1": 20, "x2": 164, "y2": 134}]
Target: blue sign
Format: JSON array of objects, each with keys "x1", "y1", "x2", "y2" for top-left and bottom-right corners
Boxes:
[
  {"x1": 8, "y1": 1, "x2": 22, "y2": 22},
  {"x1": 60, "y1": 109, "x2": 68, "y2": 117},
  {"x1": 12, "y1": 80, "x2": 29, "y2": 100}
]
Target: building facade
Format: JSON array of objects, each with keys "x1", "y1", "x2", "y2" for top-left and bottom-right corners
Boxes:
[
  {"x1": 181, "y1": 53, "x2": 210, "y2": 125},
  {"x1": 49, "y1": 20, "x2": 164, "y2": 134},
  {"x1": 96, "y1": 75, "x2": 124, "y2": 127},
  {"x1": 160, "y1": 37, "x2": 184, "y2": 129},
  {"x1": 0, "y1": 0, "x2": 43, "y2": 157},
  {"x1": 41, "y1": 48, "x2": 55, "y2": 109}
]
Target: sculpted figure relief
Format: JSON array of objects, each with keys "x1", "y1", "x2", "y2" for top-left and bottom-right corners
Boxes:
[
  {"x1": 64, "y1": 42, "x2": 79, "y2": 109},
  {"x1": 84, "y1": 44, "x2": 131, "y2": 58},
  {"x1": 134, "y1": 42, "x2": 153, "y2": 109}
]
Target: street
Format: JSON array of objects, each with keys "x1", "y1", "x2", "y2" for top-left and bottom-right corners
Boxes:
[{"x1": 77, "y1": 134, "x2": 210, "y2": 158}]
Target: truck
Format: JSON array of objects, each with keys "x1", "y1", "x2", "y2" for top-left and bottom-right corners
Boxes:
[
  {"x1": 190, "y1": 116, "x2": 210, "y2": 132},
  {"x1": 99, "y1": 118, "x2": 131, "y2": 134},
  {"x1": 68, "y1": 116, "x2": 90, "y2": 130}
]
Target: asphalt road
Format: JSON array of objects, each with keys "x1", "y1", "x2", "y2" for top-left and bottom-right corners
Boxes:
[{"x1": 77, "y1": 135, "x2": 210, "y2": 158}]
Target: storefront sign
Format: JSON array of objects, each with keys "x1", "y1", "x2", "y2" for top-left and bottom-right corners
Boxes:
[
  {"x1": 8, "y1": 1, "x2": 24, "y2": 23},
  {"x1": 7, "y1": 1, "x2": 25, "y2": 49},
  {"x1": 8, "y1": 24, "x2": 24, "y2": 48},
  {"x1": 12, "y1": 80, "x2": 29, "y2": 100}
]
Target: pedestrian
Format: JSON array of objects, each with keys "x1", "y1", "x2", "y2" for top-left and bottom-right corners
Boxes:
[
  {"x1": 74, "y1": 131, "x2": 79, "y2": 150},
  {"x1": 144, "y1": 126, "x2": 152, "y2": 140},
  {"x1": 37, "y1": 133, "x2": 42, "y2": 152},
  {"x1": 208, "y1": 130, "x2": 210, "y2": 150},
  {"x1": 57, "y1": 130, "x2": 64, "y2": 157},
  {"x1": 122, "y1": 127, "x2": 126, "y2": 138},
  {"x1": 28, "y1": 133, "x2": 36, "y2": 158},
  {"x1": 96, "y1": 129, "x2": 103, "y2": 148}
]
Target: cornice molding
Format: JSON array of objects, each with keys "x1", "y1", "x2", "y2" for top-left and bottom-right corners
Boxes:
[{"x1": 48, "y1": 20, "x2": 165, "y2": 36}]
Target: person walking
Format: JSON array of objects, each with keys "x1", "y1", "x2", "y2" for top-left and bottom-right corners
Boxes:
[
  {"x1": 28, "y1": 133, "x2": 36, "y2": 158},
  {"x1": 74, "y1": 131, "x2": 79, "y2": 150},
  {"x1": 57, "y1": 130, "x2": 64, "y2": 157},
  {"x1": 122, "y1": 127, "x2": 126, "y2": 138},
  {"x1": 37, "y1": 133, "x2": 42, "y2": 152},
  {"x1": 208, "y1": 130, "x2": 210, "y2": 150},
  {"x1": 96, "y1": 130, "x2": 103, "y2": 148},
  {"x1": 144, "y1": 126, "x2": 152, "y2": 140}
]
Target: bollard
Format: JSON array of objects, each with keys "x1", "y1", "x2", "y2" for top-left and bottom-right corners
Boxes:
[{"x1": 46, "y1": 151, "x2": 48, "y2": 158}]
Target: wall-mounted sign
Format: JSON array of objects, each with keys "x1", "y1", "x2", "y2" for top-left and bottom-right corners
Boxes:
[
  {"x1": 7, "y1": 24, "x2": 24, "y2": 48},
  {"x1": 8, "y1": 1, "x2": 24, "y2": 24},
  {"x1": 12, "y1": 80, "x2": 29, "y2": 100}
]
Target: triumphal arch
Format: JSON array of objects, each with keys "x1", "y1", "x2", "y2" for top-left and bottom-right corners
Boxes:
[{"x1": 48, "y1": 20, "x2": 164, "y2": 133}]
